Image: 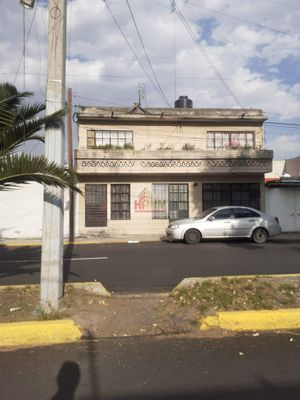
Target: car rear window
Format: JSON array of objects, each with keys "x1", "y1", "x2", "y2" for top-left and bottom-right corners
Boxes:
[{"x1": 233, "y1": 208, "x2": 260, "y2": 218}]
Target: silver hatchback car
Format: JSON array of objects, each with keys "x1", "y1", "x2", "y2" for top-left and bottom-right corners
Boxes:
[{"x1": 166, "y1": 206, "x2": 281, "y2": 244}]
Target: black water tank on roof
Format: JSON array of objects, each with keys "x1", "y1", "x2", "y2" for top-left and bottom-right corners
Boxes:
[{"x1": 174, "y1": 95, "x2": 193, "y2": 108}]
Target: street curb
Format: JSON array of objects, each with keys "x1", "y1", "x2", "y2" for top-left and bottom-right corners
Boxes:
[
  {"x1": 0, "y1": 282, "x2": 111, "y2": 297},
  {"x1": 68, "y1": 282, "x2": 111, "y2": 296},
  {"x1": 200, "y1": 309, "x2": 300, "y2": 332},
  {"x1": 1, "y1": 238, "x2": 161, "y2": 247},
  {"x1": 172, "y1": 274, "x2": 300, "y2": 293},
  {"x1": 0, "y1": 319, "x2": 82, "y2": 348}
]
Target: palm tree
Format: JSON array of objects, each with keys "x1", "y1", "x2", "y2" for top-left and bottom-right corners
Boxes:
[{"x1": 0, "y1": 82, "x2": 80, "y2": 192}]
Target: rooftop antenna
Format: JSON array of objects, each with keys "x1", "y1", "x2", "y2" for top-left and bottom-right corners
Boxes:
[{"x1": 138, "y1": 82, "x2": 147, "y2": 106}]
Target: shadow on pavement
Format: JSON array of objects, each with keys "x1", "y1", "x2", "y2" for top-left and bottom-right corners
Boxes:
[
  {"x1": 51, "y1": 363, "x2": 300, "y2": 400},
  {"x1": 51, "y1": 361, "x2": 81, "y2": 400},
  {"x1": 63, "y1": 242, "x2": 74, "y2": 283},
  {"x1": 48, "y1": 335, "x2": 300, "y2": 400},
  {"x1": 0, "y1": 244, "x2": 41, "y2": 280},
  {"x1": 0, "y1": 243, "x2": 81, "y2": 283},
  {"x1": 76, "y1": 383, "x2": 300, "y2": 399}
]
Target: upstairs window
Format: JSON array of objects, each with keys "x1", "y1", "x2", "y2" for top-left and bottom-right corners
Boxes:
[
  {"x1": 207, "y1": 132, "x2": 254, "y2": 150},
  {"x1": 87, "y1": 130, "x2": 133, "y2": 149}
]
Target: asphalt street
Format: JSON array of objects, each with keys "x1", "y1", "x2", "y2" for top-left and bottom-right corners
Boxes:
[
  {"x1": 0, "y1": 234, "x2": 299, "y2": 292},
  {"x1": 1, "y1": 333, "x2": 300, "y2": 399}
]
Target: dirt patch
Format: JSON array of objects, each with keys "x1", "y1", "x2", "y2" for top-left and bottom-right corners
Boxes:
[
  {"x1": 1, "y1": 276, "x2": 300, "y2": 338},
  {"x1": 0, "y1": 286, "x2": 40, "y2": 322},
  {"x1": 0, "y1": 286, "x2": 200, "y2": 337}
]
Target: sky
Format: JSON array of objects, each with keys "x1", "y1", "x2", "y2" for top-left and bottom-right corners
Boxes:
[{"x1": 1, "y1": 0, "x2": 300, "y2": 160}]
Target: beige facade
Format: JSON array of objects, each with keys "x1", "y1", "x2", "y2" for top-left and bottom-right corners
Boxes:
[{"x1": 75, "y1": 105, "x2": 272, "y2": 237}]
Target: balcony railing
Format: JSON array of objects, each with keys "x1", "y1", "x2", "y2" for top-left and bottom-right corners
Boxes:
[{"x1": 75, "y1": 149, "x2": 273, "y2": 175}]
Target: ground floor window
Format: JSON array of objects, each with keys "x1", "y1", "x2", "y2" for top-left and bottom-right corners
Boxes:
[
  {"x1": 152, "y1": 183, "x2": 189, "y2": 220},
  {"x1": 202, "y1": 183, "x2": 260, "y2": 210},
  {"x1": 85, "y1": 184, "x2": 107, "y2": 227},
  {"x1": 111, "y1": 184, "x2": 130, "y2": 220}
]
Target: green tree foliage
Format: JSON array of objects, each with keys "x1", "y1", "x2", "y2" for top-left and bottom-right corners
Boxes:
[{"x1": 0, "y1": 82, "x2": 80, "y2": 192}]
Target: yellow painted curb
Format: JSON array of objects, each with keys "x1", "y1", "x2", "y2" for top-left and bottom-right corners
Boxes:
[
  {"x1": 200, "y1": 308, "x2": 300, "y2": 331},
  {"x1": 0, "y1": 319, "x2": 82, "y2": 348},
  {"x1": 2, "y1": 239, "x2": 159, "y2": 247}
]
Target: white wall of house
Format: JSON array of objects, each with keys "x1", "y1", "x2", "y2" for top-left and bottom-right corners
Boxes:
[
  {"x1": 0, "y1": 183, "x2": 78, "y2": 239},
  {"x1": 265, "y1": 187, "x2": 300, "y2": 232}
]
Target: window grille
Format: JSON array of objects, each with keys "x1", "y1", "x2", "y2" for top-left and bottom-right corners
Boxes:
[
  {"x1": 202, "y1": 183, "x2": 260, "y2": 210},
  {"x1": 111, "y1": 184, "x2": 130, "y2": 220},
  {"x1": 152, "y1": 184, "x2": 168, "y2": 219},
  {"x1": 85, "y1": 184, "x2": 107, "y2": 227},
  {"x1": 207, "y1": 132, "x2": 254, "y2": 149},
  {"x1": 152, "y1": 184, "x2": 189, "y2": 220},
  {"x1": 87, "y1": 130, "x2": 133, "y2": 148}
]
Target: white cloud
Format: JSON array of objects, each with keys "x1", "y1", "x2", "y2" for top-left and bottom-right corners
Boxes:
[
  {"x1": 267, "y1": 134, "x2": 300, "y2": 159},
  {"x1": 1, "y1": 0, "x2": 300, "y2": 158}
]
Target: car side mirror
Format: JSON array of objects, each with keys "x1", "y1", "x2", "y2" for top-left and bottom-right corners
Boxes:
[{"x1": 207, "y1": 216, "x2": 215, "y2": 221}]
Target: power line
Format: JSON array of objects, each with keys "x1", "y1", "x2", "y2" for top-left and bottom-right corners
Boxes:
[
  {"x1": 171, "y1": 0, "x2": 245, "y2": 109},
  {"x1": 262, "y1": 0, "x2": 300, "y2": 12},
  {"x1": 102, "y1": 0, "x2": 170, "y2": 107},
  {"x1": 73, "y1": 94, "x2": 130, "y2": 107},
  {"x1": 266, "y1": 121, "x2": 300, "y2": 128},
  {"x1": 125, "y1": 0, "x2": 171, "y2": 107},
  {"x1": 13, "y1": 2, "x2": 38, "y2": 86},
  {"x1": 173, "y1": 1, "x2": 177, "y2": 102},
  {"x1": 189, "y1": 0, "x2": 300, "y2": 38}
]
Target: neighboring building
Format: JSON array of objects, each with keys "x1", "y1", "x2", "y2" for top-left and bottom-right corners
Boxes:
[
  {"x1": 265, "y1": 156, "x2": 300, "y2": 232},
  {"x1": 75, "y1": 97, "x2": 273, "y2": 237},
  {"x1": 0, "y1": 183, "x2": 75, "y2": 239}
]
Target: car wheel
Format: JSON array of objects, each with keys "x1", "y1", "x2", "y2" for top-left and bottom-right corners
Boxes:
[
  {"x1": 252, "y1": 227, "x2": 268, "y2": 244},
  {"x1": 184, "y1": 229, "x2": 201, "y2": 245}
]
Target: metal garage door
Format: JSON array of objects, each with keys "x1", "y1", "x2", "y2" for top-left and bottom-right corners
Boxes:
[
  {"x1": 266, "y1": 187, "x2": 300, "y2": 232},
  {"x1": 202, "y1": 183, "x2": 260, "y2": 210},
  {"x1": 85, "y1": 184, "x2": 107, "y2": 227}
]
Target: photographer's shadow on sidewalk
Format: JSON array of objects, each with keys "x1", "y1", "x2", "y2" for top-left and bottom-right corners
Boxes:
[{"x1": 52, "y1": 361, "x2": 80, "y2": 400}]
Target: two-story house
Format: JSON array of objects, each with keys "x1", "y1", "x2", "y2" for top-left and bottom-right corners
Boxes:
[{"x1": 75, "y1": 97, "x2": 273, "y2": 237}]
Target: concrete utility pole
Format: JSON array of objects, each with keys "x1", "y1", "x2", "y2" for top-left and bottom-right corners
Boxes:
[
  {"x1": 67, "y1": 88, "x2": 74, "y2": 240},
  {"x1": 41, "y1": 0, "x2": 67, "y2": 311}
]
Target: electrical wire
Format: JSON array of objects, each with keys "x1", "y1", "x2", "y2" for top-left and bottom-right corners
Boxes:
[
  {"x1": 125, "y1": 0, "x2": 171, "y2": 107},
  {"x1": 13, "y1": 2, "x2": 38, "y2": 86},
  {"x1": 23, "y1": 6, "x2": 26, "y2": 90},
  {"x1": 171, "y1": 0, "x2": 245, "y2": 109},
  {"x1": 173, "y1": 1, "x2": 177, "y2": 102},
  {"x1": 189, "y1": 0, "x2": 300, "y2": 38},
  {"x1": 262, "y1": 0, "x2": 300, "y2": 12},
  {"x1": 102, "y1": 0, "x2": 170, "y2": 107},
  {"x1": 73, "y1": 94, "x2": 130, "y2": 107},
  {"x1": 266, "y1": 121, "x2": 300, "y2": 128},
  {"x1": 33, "y1": 5, "x2": 46, "y2": 98}
]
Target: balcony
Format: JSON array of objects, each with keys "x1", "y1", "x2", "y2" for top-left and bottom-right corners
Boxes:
[{"x1": 75, "y1": 149, "x2": 273, "y2": 175}]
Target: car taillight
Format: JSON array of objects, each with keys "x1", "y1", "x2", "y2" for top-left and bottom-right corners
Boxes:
[{"x1": 275, "y1": 217, "x2": 279, "y2": 224}]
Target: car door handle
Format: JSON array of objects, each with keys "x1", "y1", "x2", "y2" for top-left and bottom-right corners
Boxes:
[
  {"x1": 224, "y1": 221, "x2": 231, "y2": 224},
  {"x1": 290, "y1": 213, "x2": 295, "y2": 216},
  {"x1": 248, "y1": 219, "x2": 255, "y2": 222}
]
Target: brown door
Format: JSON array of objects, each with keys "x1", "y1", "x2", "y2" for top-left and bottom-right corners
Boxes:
[{"x1": 85, "y1": 184, "x2": 107, "y2": 227}]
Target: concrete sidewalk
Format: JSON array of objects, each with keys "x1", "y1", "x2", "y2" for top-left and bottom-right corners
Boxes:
[
  {"x1": 0, "y1": 234, "x2": 164, "y2": 247},
  {"x1": 0, "y1": 232, "x2": 299, "y2": 247}
]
